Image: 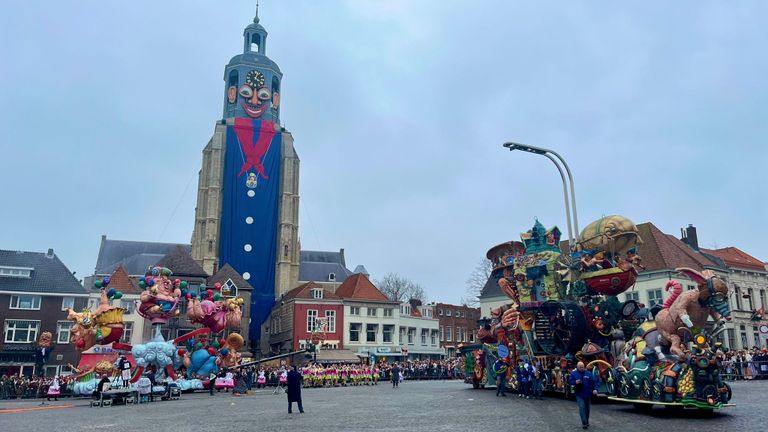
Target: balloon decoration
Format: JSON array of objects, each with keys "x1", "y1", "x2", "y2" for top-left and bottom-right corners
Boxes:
[{"x1": 137, "y1": 266, "x2": 182, "y2": 324}]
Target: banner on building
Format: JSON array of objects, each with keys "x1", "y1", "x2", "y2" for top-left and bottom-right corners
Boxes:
[{"x1": 219, "y1": 118, "x2": 282, "y2": 342}]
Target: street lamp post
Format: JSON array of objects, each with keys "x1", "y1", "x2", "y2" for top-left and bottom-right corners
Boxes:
[{"x1": 502, "y1": 142, "x2": 579, "y2": 250}]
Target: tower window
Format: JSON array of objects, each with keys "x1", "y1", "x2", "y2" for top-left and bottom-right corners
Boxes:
[
  {"x1": 283, "y1": 244, "x2": 289, "y2": 257},
  {"x1": 250, "y1": 34, "x2": 261, "y2": 52}
]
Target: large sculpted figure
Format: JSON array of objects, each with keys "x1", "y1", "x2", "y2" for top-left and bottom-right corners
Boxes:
[
  {"x1": 186, "y1": 282, "x2": 244, "y2": 333},
  {"x1": 138, "y1": 266, "x2": 182, "y2": 324},
  {"x1": 655, "y1": 268, "x2": 731, "y2": 357},
  {"x1": 67, "y1": 286, "x2": 125, "y2": 351}
]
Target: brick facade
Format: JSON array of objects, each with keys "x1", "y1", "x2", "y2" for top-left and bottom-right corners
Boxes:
[{"x1": 434, "y1": 303, "x2": 481, "y2": 357}]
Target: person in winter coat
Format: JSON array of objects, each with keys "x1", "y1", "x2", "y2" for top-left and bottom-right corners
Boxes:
[
  {"x1": 568, "y1": 362, "x2": 598, "y2": 429},
  {"x1": 287, "y1": 365, "x2": 304, "y2": 413}
]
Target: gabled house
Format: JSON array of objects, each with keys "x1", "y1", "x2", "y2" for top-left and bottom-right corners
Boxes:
[
  {"x1": 268, "y1": 281, "x2": 345, "y2": 356},
  {"x1": 0, "y1": 249, "x2": 88, "y2": 377}
]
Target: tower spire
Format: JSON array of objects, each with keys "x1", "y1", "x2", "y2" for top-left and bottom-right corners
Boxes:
[{"x1": 254, "y1": 0, "x2": 260, "y2": 23}]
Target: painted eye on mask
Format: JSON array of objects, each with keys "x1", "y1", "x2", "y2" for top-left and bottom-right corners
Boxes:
[
  {"x1": 257, "y1": 87, "x2": 272, "y2": 101},
  {"x1": 239, "y1": 85, "x2": 254, "y2": 99}
]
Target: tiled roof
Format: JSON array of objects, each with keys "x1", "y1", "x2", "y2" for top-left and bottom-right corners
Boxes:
[
  {"x1": 282, "y1": 281, "x2": 341, "y2": 301},
  {"x1": 100, "y1": 265, "x2": 141, "y2": 295},
  {"x1": 299, "y1": 261, "x2": 352, "y2": 283},
  {"x1": 335, "y1": 273, "x2": 390, "y2": 302},
  {"x1": 154, "y1": 246, "x2": 208, "y2": 277},
  {"x1": 207, "y1": 264, "x2": 253, "y2": 292},
  {"x1": 636, "y1": 222, "x2": 720, "y2": 273},
  {"x1": 479, "y1": 274, "x2": 502, "y2": 299},
  {"x1": 0, "y1": 249, "x2": 87, "y2": 295},
  {"x1": 94, "y1": 237, "x2": 190, "y2": 276},
  {"x1": 700, "y1": 247, "x2": 766, "y2": 272}
]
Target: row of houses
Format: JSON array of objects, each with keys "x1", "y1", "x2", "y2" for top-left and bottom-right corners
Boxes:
[{"x1": 480, "y1": 223, "x2": 768, "y2": 351}]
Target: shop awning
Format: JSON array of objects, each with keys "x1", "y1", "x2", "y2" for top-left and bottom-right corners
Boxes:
[{"x1": 314, "y1": 349, "x2": 361, "y2": 363}]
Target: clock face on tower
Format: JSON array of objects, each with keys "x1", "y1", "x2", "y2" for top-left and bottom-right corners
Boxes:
[{"x1": 227, "y1": 69, "x2": 281, "y2": 119}]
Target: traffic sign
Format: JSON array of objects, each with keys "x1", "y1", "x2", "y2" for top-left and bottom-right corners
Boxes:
[{"x1": 759, "y1": 324, "x2": 768, "y2": 334}]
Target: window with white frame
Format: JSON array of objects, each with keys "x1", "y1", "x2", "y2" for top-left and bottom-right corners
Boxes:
[
  {"x1": 312, "y1": 288, "x2": 323, "y2": 299},
  {"x1": 446, "y1": 310, "x2": 452, "y2": 317},
  {"x1": 431, "y1": 331, "x2": 437, "y2": 345},
  {"x1": 456, "y1": 327, "x2": 463, "y2": 342},
  {"x1": 222, "y1": 279, "x2": 238, "y2": 296},
  {"x1": 383, "y1": 308, "x2": 393, "y2": 317},
  {"x1": 401, "y1": 305, "x2": 411, "y2": 315},
  {"x1": 0, "y1": 267, "x2": 32, "y2": 278},
  {"x1": 349, "y1": 323, "x2": 361, "y2": 342},
  {"x1": 648, "y1": 289, "x2": 664, "y2": 308},
  {"x1": 735, "y1": 285, "x2": 743, "y2": 310},
  {"x1": 446, "y1": 326, "x2": 452, "y2": 342},
  {"x1": 4, "y1": 320, "x2": 40, "y2": 343},
  {"x1": 121, "y1": 322, "x2": 133, "y2": 343},
  {"x1": 747, "y1": 288, "x2": 754, "y2": 310},
  {"x1": 439, "y1": 309, "x2": 443, "y2": 316},
  {"x1": 456, "y1": 311, "x2": 461, "y2": 318},
  {"x1": 349, "y1": 306, "x2": 360, "y2": 315},
  {"x1": 469, "y1": 330, "x2": 476, "y2": 343},
  {"x1": 367, "y1": 307, "x2": 377, "y2": 317},
  {"x1": 325, "y1": 310, "x2": 336, "y2": 333},
  {"x1": 10, "y1": 295, "x2": 41, "y2": 310},
  {"x1": 421, "y1": 329, "x2": 428, "y2": 345},
  {"x1": 61, "y1": 297, "x2": 75, "y2": 311},
  {"x1": 407, "y1": 328, "x2": 415, "y2": 344},
  {"x1": 56, "y1": 321, "x2": 72, "y2": 344},
  {"x1": 625, "y1": 291, "x2": 639, "y2": 302},
  {"x1": 307, "y1": 310, "x2": 318, "y2": 332},
  {"x1": 383, "y1": 325, "x2": 394, "y2": 343},
  {"x1": 120, "y1": 300, "x2": 134, "y2": 314},
  {"x1": 366, "y1": 324, "x2": 378, "y2": 342}
]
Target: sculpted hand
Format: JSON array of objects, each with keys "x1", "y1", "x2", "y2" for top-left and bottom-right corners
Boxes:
[{"x1": 681, "y1": 314, "x2": 694, "y2": 328}]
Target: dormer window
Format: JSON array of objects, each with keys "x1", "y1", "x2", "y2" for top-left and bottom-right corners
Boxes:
[
  {"x1": 311, "y1": 288, "x2": 323, "y2": 299},
  {"x1": 328, "y1": 273, "x2": 336, "y2": 282},
  {"x1": 0, "y1": 267, "x2": 32, "y2": 278}
]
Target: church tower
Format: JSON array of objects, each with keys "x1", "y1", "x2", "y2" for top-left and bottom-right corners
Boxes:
[{"x1": 191, "y1": 8, "x2": 300, "y2": 349}]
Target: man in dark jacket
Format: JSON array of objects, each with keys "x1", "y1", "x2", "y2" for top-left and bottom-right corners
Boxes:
[
  {"x1": 568, "y1": 361, "x2": 598, "y2": 429},
  {"x1": 287, "y1": 365, "x2": 304, "y2": 413},
  {"x1": 391, "y1": 364, "x2": 401, "y2": 388}
]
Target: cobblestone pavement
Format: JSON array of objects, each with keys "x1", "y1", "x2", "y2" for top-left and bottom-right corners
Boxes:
[{"x1": 1, "y1": 380, "x2": 765, "y2": 432}]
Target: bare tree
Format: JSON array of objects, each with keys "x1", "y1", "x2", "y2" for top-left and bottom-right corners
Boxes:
[
  {"x1": 460, "y1": 259, "x2": 493, "y2": 307},
  {"x1": 376, "y1": 273, "x2": 426, "y2": 303}
]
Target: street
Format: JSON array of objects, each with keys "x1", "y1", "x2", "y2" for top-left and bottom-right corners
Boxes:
[{"x1": 1, "y1": 380, "x2": 765, "y2": 432}]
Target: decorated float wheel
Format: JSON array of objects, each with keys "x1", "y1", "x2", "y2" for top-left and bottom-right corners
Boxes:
[
  {"x1": 640, "y1": 377, "x2": 652, "y2": 400},
  {"x1": 652, "y1": 380, "x2": 664, "y2": 401},
  {"x1": 720, "y1": 382, "x2": 732, "y2": 403},
  {"x1": 604, "y1": 368, "x2": 618, "y2": 396},
  {"x1": 617, "y1": 372, "x2": 632, "y2": 398}
]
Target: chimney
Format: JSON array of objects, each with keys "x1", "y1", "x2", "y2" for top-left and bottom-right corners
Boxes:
[
  {"x1": 46, "y1": 248, "x2": 54, "y2": 258},
  {"x1": 339, "y1": 248, "x2": 346, "y2": 267},
  {"x1": 680, "y1": 224, "x2": 699, "y2": 250}
]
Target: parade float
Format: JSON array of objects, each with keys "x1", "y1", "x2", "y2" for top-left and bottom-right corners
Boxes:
[
  {"x1": 69, "y1": 266, "x2": 248, "y2": 396},
  {"x1": 462, "y1": 216, "x2": 734, "y2": 411}
]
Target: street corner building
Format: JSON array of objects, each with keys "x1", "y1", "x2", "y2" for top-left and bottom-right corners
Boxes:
[{"x1": 0, "y1": 248, "x2": 89, "y2": 378}]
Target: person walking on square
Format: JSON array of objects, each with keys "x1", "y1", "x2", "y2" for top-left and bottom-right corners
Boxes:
[
  {"x1": 493, "y1": 359, "x2": 508, "y2": 397},
  {"x1": 391, "y1": 364, "x2": 401, "y2": 388},
  {"x1": 287, "y1": 365, "x2": 304, "y2": 413},
  {"x1": 208, "y1": 371, "x2": 216, "y2": 396},
  {"x1": 569, "y1": 361, "x2": 598, "y2": 429}
]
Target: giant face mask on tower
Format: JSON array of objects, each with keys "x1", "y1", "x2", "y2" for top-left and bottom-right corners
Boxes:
[{"x1": 239, "y1": 70, "x2": 272, "y2": 118}]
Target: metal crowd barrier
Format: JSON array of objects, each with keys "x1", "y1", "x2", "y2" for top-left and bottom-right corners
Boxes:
[{"x1": 721, "y1": 360, "x2": 768, "y2": 381}]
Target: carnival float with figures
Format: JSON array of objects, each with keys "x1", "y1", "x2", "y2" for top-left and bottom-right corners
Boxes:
[
  {"x1": 65, "y1": 265, "x2": 248, "y2": 398},
  {"x1": 462, "y1": 215, "x2": 734, "y2": 411}
]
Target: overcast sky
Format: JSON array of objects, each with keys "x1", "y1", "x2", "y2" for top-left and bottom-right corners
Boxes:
[{"x1": 1, "y1": 1, "x2": 766, "y2": 303}]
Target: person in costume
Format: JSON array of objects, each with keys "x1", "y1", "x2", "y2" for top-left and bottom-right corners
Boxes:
[{"x1": 46, "y1": 376, "x2": 60, "y2": 401}]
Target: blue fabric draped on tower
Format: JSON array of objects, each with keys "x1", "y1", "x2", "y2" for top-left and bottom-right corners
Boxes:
[{"x1": 219, "y1": 118, "x2": 282, "y2": 342}]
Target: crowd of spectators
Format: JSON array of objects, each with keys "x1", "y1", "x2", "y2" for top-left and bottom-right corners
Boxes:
[
  {"x1": 0, "y1": 374, "x2": 75, "y2": 399},
  {"x1": 380, "y1": 359, "x2": 465, "y2": 381},
  {"x1": 721, "y1": 347, "x2": 768, "y2": 380}
]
